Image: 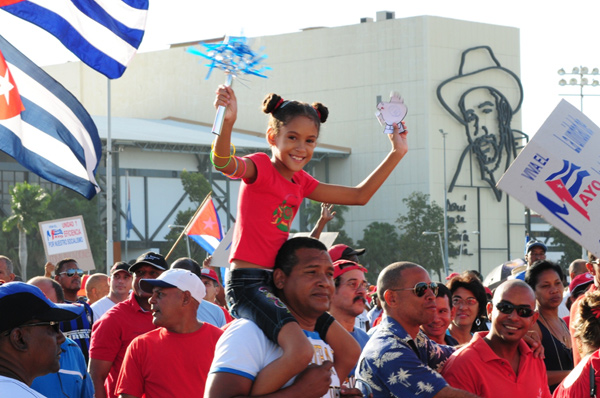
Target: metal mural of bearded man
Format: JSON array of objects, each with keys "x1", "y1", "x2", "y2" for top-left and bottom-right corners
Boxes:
[{"x1": 437, "y1": 46, "x2": 527, "y2": 202}]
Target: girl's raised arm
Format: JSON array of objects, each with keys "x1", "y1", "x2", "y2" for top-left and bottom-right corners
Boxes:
[
  {"x1": 308, "y1": 123, "x2": 408, "y2": 205},
  {"x1": 211, "y1": 85, "x2": 257, "y2": 181}
]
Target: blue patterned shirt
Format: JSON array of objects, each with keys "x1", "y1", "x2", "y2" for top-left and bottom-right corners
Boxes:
[{"x1": 357, "y1": 315, "x2": 454, "y2": 398}]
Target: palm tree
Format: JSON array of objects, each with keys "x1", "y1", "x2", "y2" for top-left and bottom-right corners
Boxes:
[{"x1": 2, "y1": 182, "x2": 51, "y2": 280}]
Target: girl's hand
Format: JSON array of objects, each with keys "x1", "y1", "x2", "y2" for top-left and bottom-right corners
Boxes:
[
  {"x1": 389, "y1": 121, "x2": 408, "y2": 158},
  {"x1": 214, "y1": 85, "x2": 237, "y2": 124}
]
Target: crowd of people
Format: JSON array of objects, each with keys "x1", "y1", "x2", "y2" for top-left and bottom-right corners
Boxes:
[{"x1": 1, "y1": 85, "x2": 599, "y2": 398}]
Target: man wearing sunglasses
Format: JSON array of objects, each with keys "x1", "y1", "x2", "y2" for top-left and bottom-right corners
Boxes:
[
  {"x1": 442, "y1": 280, "x2": 551, "y2": 398},
  {"x1": 0, "y1": 282, "x2": 79, "y2": 397},
  {"x1": 54, "y1": 258, "x2": 94, "y2": 364},
  {"x1": 358, "y1": 262, "x2": 479, "y2": 398}
]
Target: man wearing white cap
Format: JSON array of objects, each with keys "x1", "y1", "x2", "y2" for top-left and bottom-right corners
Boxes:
[{"x1": 115, "y1": 269, "x2": 223, "y2": 398}]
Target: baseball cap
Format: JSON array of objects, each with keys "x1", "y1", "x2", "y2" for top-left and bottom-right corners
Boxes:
[
  {"x1": 129, "y1": 252, "x2": 168, "y2": 273},
  {"x1": 110, "y1": 261, "x2": 132, "y2": 276},
  {"x1": 328, "y1": 244, "x2": 366, "y2": 262},
  {"x1": 570, "y1": 272, "x2": 594, "y2": 295},
  {"x1": 333, "y1": 259, "x2": 368, "y2": 280},
  {"x1": 0, "y1": 282, "x2": 79, "y2": 334},
  {"x1": 140, "y1": 269, "x2": 206, "y2": 303},
  {"x1": 525, "y1": 240, "x2": 547, "y2": 255},
  {"x1": 200, "y1": 268, "x2": 219, "y2": 283}
]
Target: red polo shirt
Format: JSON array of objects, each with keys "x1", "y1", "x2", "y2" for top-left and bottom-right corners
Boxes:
[
  {"x1": 442, "y1": 332, "x2": 551, "y2": 398},
  {"x1": 89, "y1": 292, "x2": 156, "y2": 398}
]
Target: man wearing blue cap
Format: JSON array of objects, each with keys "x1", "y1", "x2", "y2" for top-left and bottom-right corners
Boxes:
[
  {"x1": 513, "y1": 240, "x2": 547, "y2": 281},
  {"x1": 0, "y1": 282, "x2": 79, "y2": 397}
]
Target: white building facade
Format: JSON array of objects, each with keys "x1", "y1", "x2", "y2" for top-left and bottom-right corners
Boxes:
[{"x1": 43, "y1": 14, "x2": 528, "y2": 276}]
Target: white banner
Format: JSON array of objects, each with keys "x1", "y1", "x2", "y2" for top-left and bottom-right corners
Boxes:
[
  {"x1": 39, "y1": 215, "x2": 95, "y2": 271},
  {"x1": 497, "y1": 100, "x2": 600, "y2": 257}
]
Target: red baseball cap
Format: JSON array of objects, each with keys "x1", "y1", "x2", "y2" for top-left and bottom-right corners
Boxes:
[
  {"x1": 570, "y1": 272, "x2": 594, "y2": 293},
  {"x1": 200, "y1": 268, "x2": 219, "y2": 283},
  {"x1": 328, "y1": 244, "x2": 366, "y2": 262},
  {"x1": 333, "y1": 259, "x2": 367, "y2": 279}
]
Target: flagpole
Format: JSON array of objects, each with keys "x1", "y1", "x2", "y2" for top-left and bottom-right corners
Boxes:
[
  {"x1": 125, "y1": 171, "x2": 129, "y2": 261},
  {"x1": 165, "y1": 192, "x2": 212, "y2": 260},
  {"x1": 106, "y1": 78, "x2": 113, "y2": 273}
]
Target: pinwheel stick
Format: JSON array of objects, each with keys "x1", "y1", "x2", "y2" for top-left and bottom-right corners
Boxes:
[{"x1": 212, "y1": 73, "x2": 234, "y2": 135}]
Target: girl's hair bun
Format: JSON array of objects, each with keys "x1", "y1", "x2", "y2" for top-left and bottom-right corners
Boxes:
[
  {"x1": 312, "y1": 102, "x2": 329, "y2": 124},
  {"x1": 262, "y1": 93, "x2": 283, "y2": 114}
]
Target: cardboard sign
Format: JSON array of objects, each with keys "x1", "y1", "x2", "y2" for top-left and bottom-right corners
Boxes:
[
  {"x1": 39, "y1": 215, "x2": 95, "y2": 271},
  {"x1": 497, "y1": 100, "x2": 600, "y2": 257}
]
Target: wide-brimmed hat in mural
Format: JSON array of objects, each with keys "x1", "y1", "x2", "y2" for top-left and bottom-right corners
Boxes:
[{"x1": 437, "y1": 45, "x2": 523, "y2": 125}]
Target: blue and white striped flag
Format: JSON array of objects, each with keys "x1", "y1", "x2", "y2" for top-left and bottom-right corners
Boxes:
[
  {"x1": 0, "y1": 34, "x2": 102, "y2": 199},
  {"x1": 1, "y1": 0, "x2": 149, "y2": 79}
]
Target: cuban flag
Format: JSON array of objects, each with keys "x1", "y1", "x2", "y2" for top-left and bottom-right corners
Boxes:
[
  {"x1": 0, "y1": 34, "x2": 101, "y2": 199},
  {"x1": 185, "y1": 197, "x2": 224, "y2": 255},
  {"x1": 1, "y1": 0, "x2": 149, "y2": 79}
]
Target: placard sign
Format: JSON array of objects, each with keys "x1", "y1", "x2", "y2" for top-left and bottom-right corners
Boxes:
[
  {"x1": 39, "y1": 215, "x2": 95, "y2": 271},
  {"x1": 497, "y1": 100, "x2": 600, "y2": 257}
]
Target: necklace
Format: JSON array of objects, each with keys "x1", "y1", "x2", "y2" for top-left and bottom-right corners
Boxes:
[{"x1": 539, "y1": 312, "x2": 571, "y2": 348}]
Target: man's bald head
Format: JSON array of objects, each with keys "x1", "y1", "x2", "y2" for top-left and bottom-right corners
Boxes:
[
  {"x1": 569, "y1": 259, "x2": 588, "y2": 280},
  {"x1": 493, "y1": 279, "x2": 536, "y2": 306}
]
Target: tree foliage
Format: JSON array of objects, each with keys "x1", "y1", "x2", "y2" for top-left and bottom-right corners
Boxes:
[
  {"x1": 357, "y1": 222, "x2": 400, "y2": 277},
  {"x1": 0, "y1": 183, "x2": 105, "y2": 279},
  {"x1": 548, "y1": 226, "x2": 583, "y2": 269},
  {"x1": 180, "y1": 169, "x2": 212, "y2": 204},
  {"x1": 2, "y1": 182, "x2": 51, "y2": 280},
  {"x1": 396, "y1": 191, "x2": 459, "y2": 280}
]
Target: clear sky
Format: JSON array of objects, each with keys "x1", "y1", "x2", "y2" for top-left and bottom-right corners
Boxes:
[{"x1": 1, "y1": 0, "x2": 600, "y2": 136}]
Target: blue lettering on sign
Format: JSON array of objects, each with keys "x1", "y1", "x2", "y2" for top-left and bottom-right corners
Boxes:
[
  {"x1": 521, "y1": 153, "x2": 550, "y2": 181},
  {"x1": 554, "y1": 116, "x2": 594, "y2": 154}
]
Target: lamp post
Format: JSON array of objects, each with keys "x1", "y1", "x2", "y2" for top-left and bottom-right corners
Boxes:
[
  {"x1": 439, "y1": 130, "x2": 450, "y2": 277},
  {"x1": 423, "y1": 231, "x2": 446, "y2": 278},
  {"x1": 458, "y1": 231, "x2": 480, "y2": 271},
  {"x1": 558, "y1": 66, "x2": 600, "y2": 112},
  {"x1": 557, "y1": 66, "x2": 599, "y2": 258}
]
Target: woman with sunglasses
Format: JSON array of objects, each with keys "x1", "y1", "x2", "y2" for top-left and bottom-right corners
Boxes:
[
  {"x1": 553, "y1": 290, "x2": 600, "y2": 397},
  {"x1": 525, "y1": 260, "x2": 573, "y2": 393},
  {"x1": 446, "y1": 273, "x2": 488, "y2": 345}
]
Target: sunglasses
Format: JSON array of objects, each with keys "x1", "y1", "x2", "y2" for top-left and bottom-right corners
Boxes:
[
  {"x1": 496, "y1": 301, "x2": 535, "y2": 318},
  {"x1": 58, "y1": 269, "x2": 84, "y2": 277},
  {"x1": 391, "y1": 282, "x2": 438, "y2": 297},
  {"x1": 3, "y1": 321, "x2": 62, "y2": 336}
]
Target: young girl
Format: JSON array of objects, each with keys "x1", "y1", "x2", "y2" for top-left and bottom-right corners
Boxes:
[{"x1": 212, "y1": 85, "x2": 408, "y2": 395}]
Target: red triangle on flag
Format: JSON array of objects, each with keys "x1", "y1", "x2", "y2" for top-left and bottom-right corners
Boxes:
[
  {"x1": 0, "y1": 0, "x2": 26, "y2": 5},
  {"x1": 0, "y1": 49, "x2": 24, "y2": 120}
]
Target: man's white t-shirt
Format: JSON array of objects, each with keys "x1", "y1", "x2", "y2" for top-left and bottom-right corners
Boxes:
[
  {"x1": 91, "y1": 296, "x2": 117, "y2": 321},
  {"x1": 210, "y1": 319, "x2": 340, "y2": 397},
  {"x1": 0, "y1": 375, "x2": 47, "y2": 397}
]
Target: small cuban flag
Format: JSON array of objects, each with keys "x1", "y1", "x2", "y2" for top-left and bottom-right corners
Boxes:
[{"x1": 185, "y1": 196, "x2": 224, "y2": 254}]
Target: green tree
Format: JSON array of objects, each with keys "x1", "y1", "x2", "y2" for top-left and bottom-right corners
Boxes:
[
  {"x1": 180, "y1": 169, "x2": 212, "y2": 204},
  {"x1": 2, "y1": 182, "x2": 51, "y2": 280},
  {"x1": 357, "y1": 222, "x2": 400, "y2": 276},
  {"x1": 548, "y1": 226, "x2": 582, "y2": 269},
  {"x1": 396, "y1": 191, "x2": 459, "y2": 280}
]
